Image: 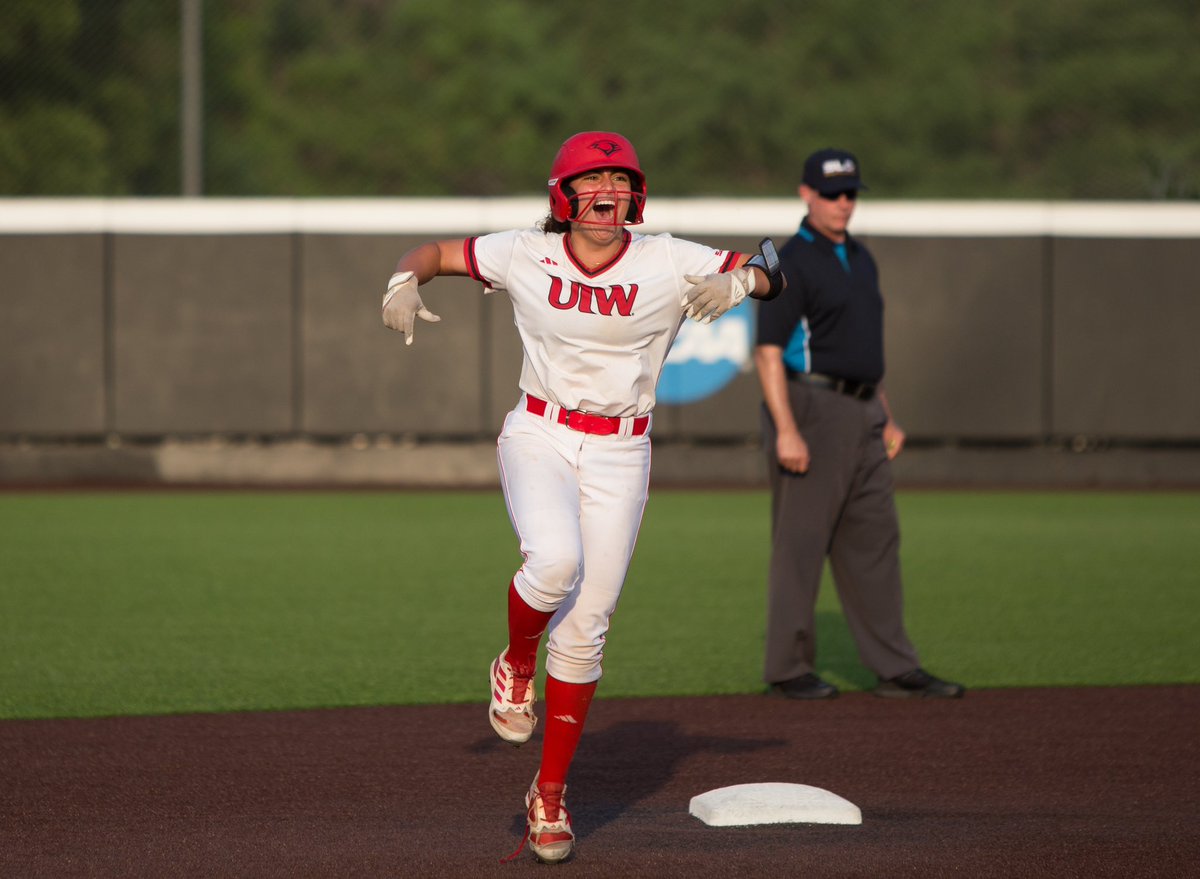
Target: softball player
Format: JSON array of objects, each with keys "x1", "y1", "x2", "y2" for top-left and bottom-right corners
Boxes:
[{"x1": 382, "y1": 131, "x2": 781, "y2": 863}]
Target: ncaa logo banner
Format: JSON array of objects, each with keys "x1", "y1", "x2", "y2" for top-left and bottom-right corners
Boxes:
[{"x1": 659, "y1": 303, "x2": 754, "y2": 405}]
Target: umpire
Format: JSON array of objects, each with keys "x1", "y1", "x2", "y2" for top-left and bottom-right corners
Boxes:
[{"x1": 752, "y1": 148, "x2": 964, "y2": 700}]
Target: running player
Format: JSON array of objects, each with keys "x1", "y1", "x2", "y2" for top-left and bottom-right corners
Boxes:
[{"x1": 382, "y1": 131, "x2": 782, "y2": 864}]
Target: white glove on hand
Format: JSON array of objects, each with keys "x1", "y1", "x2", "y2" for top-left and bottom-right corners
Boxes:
[
  {"x1": 681, "y1": 267, "x2": 755, "y2": 324},
  {"x1": 382, "y1": 271, "x2": 440, "y2": 346}
]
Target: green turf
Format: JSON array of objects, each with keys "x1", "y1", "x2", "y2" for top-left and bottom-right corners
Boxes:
[{"x1": 0, "y1": 490, "x2": 1197, "y2": 719}]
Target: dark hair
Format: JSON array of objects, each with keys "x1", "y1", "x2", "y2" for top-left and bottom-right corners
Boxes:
[{"x1": 539, "y1": 212, "x2": 571, "y2": 234}]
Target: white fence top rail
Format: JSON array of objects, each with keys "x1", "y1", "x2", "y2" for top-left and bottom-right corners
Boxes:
[{"x1": 1, "y1": 197, "x2": 1199, "y2": 238}]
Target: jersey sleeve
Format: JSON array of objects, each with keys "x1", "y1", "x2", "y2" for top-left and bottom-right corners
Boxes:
[
  {"x1": 663, "y1": 234, "x2": 745, "y2": 293},
  {"x1": 464, "y1": 229, "x2": 523, "y2": 293}
]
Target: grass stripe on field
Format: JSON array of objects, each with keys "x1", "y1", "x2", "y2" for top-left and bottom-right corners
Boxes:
[{"x1": 0, "y1": 490, "x2": 1197, "y2": 719}]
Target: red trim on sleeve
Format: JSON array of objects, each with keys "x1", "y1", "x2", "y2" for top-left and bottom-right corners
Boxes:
[
  {"x1": 463, "y1": 237, "x2": 483, "y2": 281},
  {"x1": 719, "y1": 251, "x2": 743, "y2": 273}
]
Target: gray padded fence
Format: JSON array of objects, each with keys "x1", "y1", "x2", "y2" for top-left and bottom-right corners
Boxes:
[{"x1": 1, "y1": 199, "x2": 1197, "y2": 487}]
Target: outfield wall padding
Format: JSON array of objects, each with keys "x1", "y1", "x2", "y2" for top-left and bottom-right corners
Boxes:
[
  {"x1": 110, "y1": 234, "x2": 294, "y2": 434},
  {"x1": 0, "y1": 235, "x2": 107, "y2": 434},
  {"x1": 1, "y1": 201, "x2": 1197, "y2": 486},
  {"x1": 1051, "y1": 237, "x2": 1200, "y2": 439}
]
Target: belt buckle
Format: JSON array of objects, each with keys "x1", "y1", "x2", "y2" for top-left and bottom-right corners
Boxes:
[
  {"x1": 583, "y1": 411, "x2": 617, "y2": 436},
  {"x1": 835, "y1": 379, "x2": 871, "y2": 400},
  {"x1": 566, "y1": 409, "x2": 617, "y2": 436}
]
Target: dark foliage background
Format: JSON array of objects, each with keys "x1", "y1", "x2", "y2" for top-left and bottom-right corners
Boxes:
[{"x1": 2, "y1": 0, "x2": 1198, "y2": 198}]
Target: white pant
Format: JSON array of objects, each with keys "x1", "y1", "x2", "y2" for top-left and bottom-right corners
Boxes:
[{"x1": 497, "y1": 398, "x2": 652, "y2": 684}]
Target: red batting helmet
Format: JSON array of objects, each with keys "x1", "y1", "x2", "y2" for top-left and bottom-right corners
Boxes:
[{"x1": 547, "y1": 131, "x2": 647, "y2": 225}]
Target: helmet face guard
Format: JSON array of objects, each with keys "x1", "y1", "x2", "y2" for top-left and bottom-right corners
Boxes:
[
  {"x1": 547, "y1": 132, "x2": 647, "y2": 225},
  {"x1": 561, "y1": 187, "x2": 647, "y2": 227}
]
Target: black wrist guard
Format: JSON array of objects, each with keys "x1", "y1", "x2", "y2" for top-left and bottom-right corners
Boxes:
[{"x1": 745, "y1": 237, "x2": 784, "y2": 300}]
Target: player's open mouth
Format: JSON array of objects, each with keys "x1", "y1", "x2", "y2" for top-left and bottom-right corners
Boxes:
[
  {"x1": 592, "y1": 197, "x2": 616, "y2": 219},
  {"x1": 573, "y1": 189, "x2": 636, "y2": 227}
]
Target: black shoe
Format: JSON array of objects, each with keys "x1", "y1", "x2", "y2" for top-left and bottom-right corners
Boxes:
[
  {"x1": 874, "y1": 668, "x2": 965, "y2": 699},
  {"x1": 767, "y1": 673, "x2": 839, "y2": 700}
]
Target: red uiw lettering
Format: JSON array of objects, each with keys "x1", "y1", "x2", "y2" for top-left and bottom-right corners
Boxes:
[
  {"x1": 593, "y1": 283, "x2": 637, "y2": 316},
  {"x1": 547, "y1": 276, "x2": 576, "y2": 310},
  {"x1": 546, "y1": 277, "x2": 638, "y2": 316}
]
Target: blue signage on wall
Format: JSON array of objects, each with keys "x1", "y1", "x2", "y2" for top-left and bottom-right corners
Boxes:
[{"x1": 658, "y1": 303, "x2": 754, "y2": 405}]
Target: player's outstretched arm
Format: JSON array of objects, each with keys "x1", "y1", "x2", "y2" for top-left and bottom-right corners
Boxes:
[
  {"x1": 742, "y1": 263, "x2": 781, "y2": 301},
  {"x1": 680, "y1": 239, "x2": 786, "y2": 324},
  {"x1": 681, "y1": 267, "x2": 755, "y2": 324},
  {"x1": 381, "y1": 240, "x2": 469, "y2": 346},
  {"x1": 381, "y1": 271, "x2": 438, "y2": 345},
  {"x1": 392, "y1": 240, "x2": 470, "y2": 284},
  {"x1": 740, "y1": 238, "x2": 784, "y2": 301}
]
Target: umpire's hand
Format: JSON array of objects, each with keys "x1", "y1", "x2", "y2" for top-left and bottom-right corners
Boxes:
[
  {"x1": 777, "y1": 428, "x2": 811, "y2": 474},
  {"x1": 382, "y1": 271, "x2": 440, "y2": 346}
]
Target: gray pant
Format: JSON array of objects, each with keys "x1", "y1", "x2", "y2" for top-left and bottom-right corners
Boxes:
[{"x1": 762, "y1": 380, "x2": 919, "y2": 684}]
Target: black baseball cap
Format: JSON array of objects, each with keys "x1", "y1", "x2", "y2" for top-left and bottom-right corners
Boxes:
[{"x1": 802, "y1": 148, "x2": 868, "y2": 194}]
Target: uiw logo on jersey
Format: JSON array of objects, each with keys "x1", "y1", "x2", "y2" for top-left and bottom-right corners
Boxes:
[{"x1": 547, "y1": 276, "x2": 638, "y2": 316}]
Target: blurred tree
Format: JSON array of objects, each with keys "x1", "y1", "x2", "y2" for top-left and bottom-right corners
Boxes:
[
  {"x1": 0, "y1": 0, "x2": 179, "y2": 194},
  {"x1": 1013, "y1": 0, "x2": 1200, "y2": 198},
  {"x1": 1, "y1": 0, "x2": 1196, "y2": 198}
]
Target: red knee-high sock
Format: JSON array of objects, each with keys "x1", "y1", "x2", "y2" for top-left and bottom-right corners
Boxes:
[
  {"x1": 504, "y1": 580, "x2": 554, "y2": 674},
  {"x1": 538, "y1": 675, "x2": 597, "y2": 787}
]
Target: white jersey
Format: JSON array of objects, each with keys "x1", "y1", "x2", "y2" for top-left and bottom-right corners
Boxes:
[{"x1": 467, "y1": 228, "x2": 742, "y2": 417}]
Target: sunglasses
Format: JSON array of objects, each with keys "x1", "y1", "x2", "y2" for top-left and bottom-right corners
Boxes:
[{"x1": 819, "y1": 189, "x2": 858, "y2": 201}]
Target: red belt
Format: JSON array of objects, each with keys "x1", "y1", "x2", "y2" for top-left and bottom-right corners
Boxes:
[{"x1": 525, "y1": 395, "x2": 650, "y2": 437}]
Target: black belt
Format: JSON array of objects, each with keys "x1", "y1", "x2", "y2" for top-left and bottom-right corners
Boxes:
[{"x1": 789, "y1": 371, "x2": 876, "y2": 400}]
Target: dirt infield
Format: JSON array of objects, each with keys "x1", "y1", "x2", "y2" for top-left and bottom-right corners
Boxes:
[{"x1": 2, "y1": 685, "x2": 1197, "y2": 878}]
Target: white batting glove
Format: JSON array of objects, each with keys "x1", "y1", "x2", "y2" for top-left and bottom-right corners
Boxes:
[
  {"x1": 382, "y1": 271, "x2": 440, "y2": 346},
  {"x1": 681, "y1": 267, "x2": 755, "y2": 324}
]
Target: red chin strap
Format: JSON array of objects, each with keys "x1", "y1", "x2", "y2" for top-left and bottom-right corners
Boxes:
[{"x1": 566, "y1": 189, "x2": 646, "y2": 226}]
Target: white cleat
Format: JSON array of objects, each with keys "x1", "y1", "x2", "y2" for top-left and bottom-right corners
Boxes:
[
  {"x1": 525, "y1": 775, "x2": 574, "y2": 864},
  {"x1": 489, "y1": 651, "x2": 537, "y2": 745}
]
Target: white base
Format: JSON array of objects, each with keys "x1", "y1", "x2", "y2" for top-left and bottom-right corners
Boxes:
[{"x1": 689, "y1": 782, "x2": 862, "y2": 827}]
